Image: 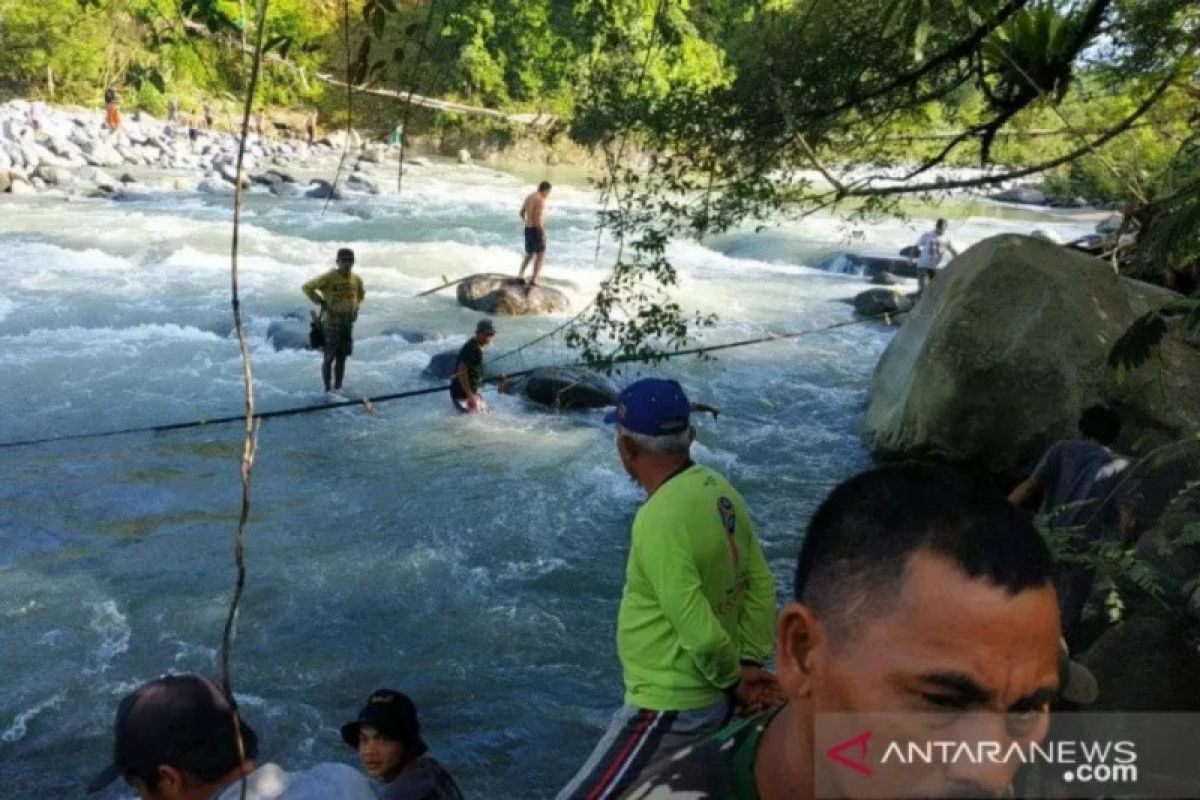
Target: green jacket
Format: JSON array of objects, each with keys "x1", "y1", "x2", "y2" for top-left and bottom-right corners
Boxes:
[{"x1": 617, "y1": 464, "x2": 777, "y2": 711}]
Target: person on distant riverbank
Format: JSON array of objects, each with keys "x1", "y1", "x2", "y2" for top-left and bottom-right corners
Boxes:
[
  {"x1": 518, "y1": 181, "x2": 551, "y2": 287},
  {"x1": 306, "y1": 111, "x2": 318, "y2": 145},
  {"x1": 303, "y1": 248, "x2": 366, "y2": 395},
  {"x1": 167, "y1": 96, "x2": 179, "y2": 124},
  {"x1": 203, "y1": 102, "x2": 215, "y2": 130},
  {"x1": 624, "y1": 464, "x2": 1062, "y2": 800},
  {"x1": 86, "y1": 674, "x2": 376, "y2": 799},
  {"x1": 104, "y1": 87, "x2": 121, "y2": 133},
  {"x1": 451, "y1": 319, "x2": 496, "y2": 413},
  {"x1": 341, "y1": 689, "x2": 464, "y2": 800},
  {"x1": 1008, "y1": 404, "x2": 1138, "y2": 642},
  {"x1": 914, "y1": 218, "x2": 958, "y2": 293},
  {"x1": 28, "y1": 100, "x2": 45, "y2": 135},
  {"x1": 557, "y1": 378, "x2": 779, "y2": 800}
]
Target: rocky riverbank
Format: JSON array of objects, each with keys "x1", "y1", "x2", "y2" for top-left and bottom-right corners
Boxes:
[{"x1": 0, "y1": 99, "x2": 415, "y2": 200}]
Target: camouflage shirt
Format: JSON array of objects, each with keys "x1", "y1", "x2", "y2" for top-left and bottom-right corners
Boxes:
[{"x1": 621, "y1": 708, "x2": 781, "y2": 800}]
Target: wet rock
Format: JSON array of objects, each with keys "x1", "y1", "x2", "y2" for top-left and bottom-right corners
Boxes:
[
  {"x1": 814, "y1": 251, "x2": 918, "y2": 279},
  {"x1": 503, "y1": 367, "x2": 619, "y2": 410},
  {"x1": 456, "y1": 273, "x2": 571, "y2": 316},
  {"x1": 1096, "y1": 214, "x2": 1124, "y2": 235},
  {"x1": 268, "y1": 181, "x2": 301, "y2": 198},
  {"x1": 305, "y1": 178, "x2": 342, "y2": 201},
  {"x1": 853, "y1": 288, "x2": 915, "y2": 317},
  {"x1": 266, "y1": 317, "x2": 313, "y2": 351},
  {"x1": 75, "y1": 166, "x2": 118, "y2": 192},
  {"x1": 347, "y1": 172, "x2": 380, "y2": 195},
  {"x1": 991, "y1": 184, "x2": 1048, "y2": 205},
  {"x1": 871, "y1": 272, "x2": 901, "y2": 286}
]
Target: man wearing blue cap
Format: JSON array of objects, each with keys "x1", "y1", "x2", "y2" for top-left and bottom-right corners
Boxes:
[{"x1": 557, "y1": 378, "x2": 779, "y2": 800}]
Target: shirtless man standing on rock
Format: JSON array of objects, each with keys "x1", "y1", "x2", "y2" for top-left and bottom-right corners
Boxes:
[{"x1": 518, "y1": 181, "x2": 551, "y2": 287}]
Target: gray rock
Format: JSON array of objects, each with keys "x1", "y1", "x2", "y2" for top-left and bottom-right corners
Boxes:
[
  {"x1": 119, "y1": 173, "x2": 138, "y2": 185},
  {"x1": 503, "y1": 367, "x2": 619, "y2": 410},
  {"x1": 9, "y1": 178, "x2": 36, "y2": 195},
  {"x1": 268, "y1": 181, "x2": 301, "y2": 198},
  {"x1": 871, "y1": 272, "x2": 901, "y2": 286},
  {"x1": 265, "y1": 317, "x2": 313, "y2": 351},
  {"x1": 423, "y1": 347, "x2": 504, "y2": 381},
  {"x1": 217, "y1": 162, "x2": 249, "y2": 189},
  {"x1": 457, "y1": 148, "x2": 472, "y2": 165},
  {"x1": 406, "y1": 157, "x2": 431, "y2": 168},
  {"x1": 305, "y1": 179, "x2": 343, "y2": 201},
  {"x1": 32, "y1": 163, "x2": 60, "y2": 186},
  {"x1": 1029, "y1": 228, "x2": 1062, "y2": 244},
  {"x1": 75, "y1": 166, "x2": 118, "y2": 192},
  {"x1": 853, "y1": 288, "x2": 915, "y2": 317},
  {"x1": 197, "y1": 178, "x2": 234, "y2": 195},
  {"x1": 347, "y1": 172, "x2": 380, "y2": 195},
  {"x1": 992, "y1": 184, "x2": 1048, "y2": 205},
  {"x1": 864, "y1": 235, "x2": 1200, "y2": 471},
  {"x1": 1096, "y1": 214, "x2": 1124, "y2": 235},
  {"x1": 456, "y1": 273, "x2": 571, "y2": 316},
  {"x1": 30, "y1": 177, "x2": 46, "y2": 191},
  {"x1": 814, "y1": 252, "x2": 918, "y2": 279}
]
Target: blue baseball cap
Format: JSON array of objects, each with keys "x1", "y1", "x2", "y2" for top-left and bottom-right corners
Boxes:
[{"x1": 604, "y1": 378, "x2": 691, "y2": 436}]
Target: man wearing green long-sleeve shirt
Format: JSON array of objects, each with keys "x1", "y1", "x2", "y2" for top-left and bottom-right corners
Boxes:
[{"x1": 557, "y1": 378, "x2": 779, "y2": 800}]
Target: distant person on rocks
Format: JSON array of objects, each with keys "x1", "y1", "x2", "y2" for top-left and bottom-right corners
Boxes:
[
  {"x1": 623, "y1": 464, "x2": 1062, "y2": 800},
  {"x1": 518, "y1": 181, "x2": 551, "y2": 287},
  {"x1": 203, "y1": 102, "x2": 215, "y2": 130},
  {"x1": 451, "y1": 319, "x2": 496, "y2": 413},
  {"x1": 306, "y1": 111, "x2": 318, "y2": 145},
  {"x1": 1008, "y1": 404, "x2": 1138, "y2": 641},
  {"x1": 556, "y1": 378, "x2": 779, "y2": 800},
  {"x1": 341, "y1": 689, "x2": 464, "y2": 800},
  {"x1": 303, "y1": 247, "x2": 366, "y2": 395},
  {"x1": 390, "y1": 123, "x2": 404, "y2": 149},
  {"x1": 104, "y1": 87, "x2": 121, "y2": 133},
  {"x1": 914, "y1": 218, "x2": 958, "y2": 294},
  {"x1": 167, "y1": 96, "x2": 179, "y2": 124},
  {"x1": 28, "y1": 100, "x2": 45, "y2": 135},
  {"x1": 87, "y1": 674, "x2": 376, "y2": 799}
]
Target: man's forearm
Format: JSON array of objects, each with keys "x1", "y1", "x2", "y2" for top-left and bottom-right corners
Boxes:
[{"x1": 456, "y1": 369, "x2": 475, "y2": 399}]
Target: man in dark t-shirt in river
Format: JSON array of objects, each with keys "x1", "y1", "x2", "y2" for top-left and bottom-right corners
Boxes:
[{"x1": 451, "y1": 319, "x2": 496, "y2": 413}]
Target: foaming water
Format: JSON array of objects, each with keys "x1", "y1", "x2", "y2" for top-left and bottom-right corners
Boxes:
[{"x1": 0, "y1": 161, "x2": 1096, "y2": 797}]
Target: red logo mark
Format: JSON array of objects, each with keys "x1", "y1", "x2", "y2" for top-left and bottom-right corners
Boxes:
[{"x1": 826, "y1": 731, "x2": 874, "y2": 777}]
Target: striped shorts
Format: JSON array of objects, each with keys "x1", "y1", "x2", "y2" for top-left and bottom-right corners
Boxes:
[{"x1": 556, "y1": 698, "x2": 731, "y2": 800}]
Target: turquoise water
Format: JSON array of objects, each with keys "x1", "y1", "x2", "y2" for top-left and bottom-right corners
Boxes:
[{"x1": 0, "y1": 160, "x2": 1095, "y2": 797}]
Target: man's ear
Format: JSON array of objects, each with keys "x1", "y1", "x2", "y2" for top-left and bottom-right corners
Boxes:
[
  {"x1": 777, "y1": 601, "x2": 827, "y2": 699},
  {"x1": 153, "y1": 764, "x2": 188, "y2": 798}
]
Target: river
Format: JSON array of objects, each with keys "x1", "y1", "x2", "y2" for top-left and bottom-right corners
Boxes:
[{"x1": 0, "y1": 158, "x2": 1095, "y2": 797}]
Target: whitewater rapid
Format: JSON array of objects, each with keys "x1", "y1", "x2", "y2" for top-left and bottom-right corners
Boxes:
[{"x1": 0, "y1": 157, "x2": 1096, "y2": 797}]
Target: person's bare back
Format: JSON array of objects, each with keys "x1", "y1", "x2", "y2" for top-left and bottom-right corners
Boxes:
[{"x1": 521, "y1": 191, "x2": 545, "y2": 229}]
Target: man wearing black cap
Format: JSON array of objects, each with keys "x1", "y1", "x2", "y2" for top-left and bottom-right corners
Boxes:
[
  {"x1": 556, "y1": 378, "x2": 779, "y2": 799},
  {"x1": 88, "y1": 674, "x2": 375, "y2": 799},
  {"x1": 303, "y1": 247, "x2": 366, "y2": 394},
  {"x1": 341, "y1": 689, "x2": 463, "y2": 800},
  {"x1": 450, "y1": 319, "x2": 496, "y2": 413}
]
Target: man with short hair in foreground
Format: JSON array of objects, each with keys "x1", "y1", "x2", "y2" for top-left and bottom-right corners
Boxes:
[
  {"x1": 558, "y1": 378, "x2": 779, "y2": 800},
  {"x1": 623, "y1": 464, "x2": 1062, "y2": 800},
  {"x1": 87, "y1": 674, "x2": 375, "y2": 799}
]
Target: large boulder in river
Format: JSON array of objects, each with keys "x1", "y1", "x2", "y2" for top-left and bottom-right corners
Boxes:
[
  {"x1": 305, "y1": 178, "x2": 343, "y2": 201},
  {"x1": 864, "y1": 234, "x2": 1200, "y2": 472},
  {"x1": 853, "y1": 288, "x2": 914, "y2": 317},
  {"x1": 456, "y1": 273, "x2": 571, "y2": 316},
  {"x1": 266, "y1": 316, "x2": 313, "y2": 351},
  {"x1": 814, "y1": 251, "x2": 918, "y2": 279},
  {"x1": 502, "y1": 367, "x2": 619, "y2": 410}
]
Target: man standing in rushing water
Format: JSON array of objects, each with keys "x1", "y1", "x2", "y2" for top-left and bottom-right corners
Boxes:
[
  {"x1": 518, "y1": 181, "x2": 551, "y2": 287},
  {"x1": 557, "y1": 378, "x2": 779, "y2": 800},
  {"x1": 303, "y1": 248, "x2": 365, "y2": 395},
  {"x1": 451, "y1": 319, "x2": 496, "y2": 413}
]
